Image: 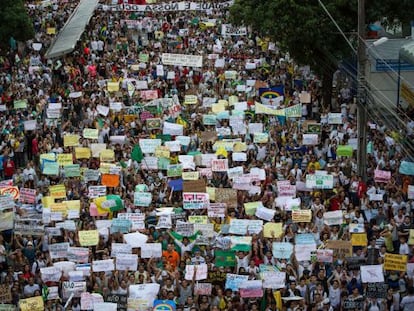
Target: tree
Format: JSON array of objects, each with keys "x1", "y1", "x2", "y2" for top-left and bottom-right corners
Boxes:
[
  {"x1": 0, "y1": 0, "x2": 34, "y2": 51},
  {"x1": 229, "y1": 0, "x2": 414, "y2": 109}
]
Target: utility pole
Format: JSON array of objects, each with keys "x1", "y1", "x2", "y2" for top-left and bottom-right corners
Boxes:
[{"x1": 357, "y1": 0, "x2": 367, "y2": 181}]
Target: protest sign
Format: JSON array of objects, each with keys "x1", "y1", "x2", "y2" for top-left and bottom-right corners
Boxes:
[
  {"x1": 292, "y1": 209, "x2": 312, "y2": 222},
  {"x1": 49, "y1": 242, "x2": 70, "y2": 259},
  {"x1": 0, "y1": 285, "x2": 12, "y2": 303},
  {"x1": 272, "y1": 242, "x2": 294, "y2": 259},
  {"x1": 19, "y1": 296, "x2": 44, "y2": 311},
  {"x1": 351, "y1": 233, "x2": 368, "y2": 246},
  {"x1": 277, "y1": 181, "x2": 296, "y2": 197},
  {"x1": 124, "y1": 232, "x2": 148, "y2": 248},
  {"x1": 64, "y1": 135, "x2": 80, "y2": 147},
  {"x1": 185, "y1": 264, "x2": 208, "y2": 280},
  {"x1": 215, "y1": 250, "x2": 236, "y2": 267},
  {"x1": 221, "y1": 24, "x2": 247, "y2": 36},
  {"x1": 116, "y1": 254, "x2": 138, "y2": 271},
  {"x1": 316, "y1": 249, "x2": 333, "y2": 263},
  {"x1": 133, "y1": 192, "x2": 152, "y2": 207},
  {"x1": 62, "y1": 281, "x2": 87, "y2": 299},
  {"x1": 327, "y1": 113, "x2": 342, "y2": 124},
  {"x1": 41, "y1": 267, "x2": 62, "y2": 283},
  {"x1": 306, "y1": 174, "x2": 334, "y2": 189},
  {"x1": 360, "y1": 265, "x2": 384, "y2": 283},
  {"x1": 225, "y1": 274, "x2": 249, "y2": 291},
  {"x1": 343, "y1": 299, "x2": 364, "y2": 310},
  {"x1": 239, "y1": 280, "x2": 263, "y2": 298},
  {"x1": 215, "y1": 188, "x2": 237, "y2": 208},
  {"x1": 67, "y1": 247, "x2": 89, "y2": 263},
  {"x1": 194, "y1": 283, "x2": 212, "y2": 296},
  {"x1": 262, "y1": 271, "x2": 286, "y2": 289},
  {"x1": 19, "y1": 188, "x2": 36, "y2": 204},
  {"x1": 162, "y1": 53, "x2": 202, "y2": 67},
  {"x1": 302, "y1": 134, "x2": 318, "y2": 145},
  {"x1": 374, "y1": 169, "x2": 391, "y2": 183},
  {"x1": 366, "y1": 283, "x2": 388, "y2": 299},
  {"x1": 79, "y1": 230, "x2": 99, "y2": 246},
  {"x1": 105, "y1": 294, "x2": 127, "y2": 310},
  {"x1": 323, "y1": 210, "x2": 343, "y2": 226},
  {"x1": 93, "y1": 259, "x2": 115, "y2": 272},
  {"x1": 140, "y1": 243, "x2": 162, "y2": 258},
  {"x1": 263, "y1": 223, "x2": 283, "y2": 238},
  {"x1": 384, "y1": 253, "x2": 407, "y2": 271},
  {"x1": 183, "y1": 192, "x2": 209, "y2": 209}
]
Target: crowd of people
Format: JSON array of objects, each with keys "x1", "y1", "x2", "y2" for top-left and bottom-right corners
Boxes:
[{"x1": 1, "y1": 0, "x2": 414, "y2": 310}]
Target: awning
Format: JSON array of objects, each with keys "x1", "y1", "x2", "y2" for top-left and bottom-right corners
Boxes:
[
  {"x1": 45, "y1": 0, "x2": 99, "y2": 59},
  {"x1": 400, "y1": 41, "x2": 414, "y2": 65}
]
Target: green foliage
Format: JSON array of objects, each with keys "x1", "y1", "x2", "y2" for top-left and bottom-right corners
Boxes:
[
  {"x1": 230, "y1": 0, "x2": 357, "y2": 75},
  {"x1": 0, "y1": 0, "x2": 34, "y2": 48}
]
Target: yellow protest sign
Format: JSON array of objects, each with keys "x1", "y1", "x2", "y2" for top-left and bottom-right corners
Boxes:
[
  {"x1": 384, "y1": 253, "x2": 407, "y2": 271},
  {"x1": 228, "y1": 96, "x2": 239, "y2": 106},
  {"x1": 42, "y1": 196, "x2": 55, "y2": 208},
  {"x1": 155, "y1": 146, "x2": 170, "y2": 158},
  {"x1": 79, "y1": 230, "x2": 99, "y2": 246},
  {"x1": 64, "y1": 135, "x2": 80, "y2": 147},
  {"x1": 233, "y1": 142, "x2": 247, "y2": 152},
  {"x1": 49, "y1": 184, "x2": 66, "y2": 199},
  {"x1": 99, "y1": 162, "x2": 113, "y2": 174},
  {"x1": 206, "y1": 187, "x2": 216, "y2": 201},
  {"x1": 184, "y1": 95, "x2": 198, "y2": 105},
  {"x1": 218, "y1": 99, "x2": 229, "y2": 107},
  {"x1": 182, "y1": 171, "x2": 200, "y2": 180},
  {"x1": 255, "y1": 102, "x2": 285, "y2": 116},
  {"x1": 244, "y1": 202, "x2": 261, "y2": 215},
  {"x1": 51, "y1": 203, "x2": 67, "y2": 215},
  {"x1": 188, "y1": 215, "x2": 208, "y2": 224},
  {"x1": 213, "y1": 141, "x2": 234, "y2": 152},
  {"x1": 57, "y1": 153, "x2": 73, "y2": 166},
  {"x1": 100, "y1": 149, "x2": 115, "y2": 162},
  {"x1": 409, "y1": 229, "x2": 414, "y2": 245},
  {"x1": 292, "y1": 209, "x2": 312, "y2": 222},
  {"x1": 20, "y1": 296, "x2": 44, "y2": 311},
  {"x1": 263, "y1": 223, "x2": 283, "y2": 238},
  {"x1": 83, "y1": 128, "x2": 99, "y2": 140},
  {"x1": 107, "y1": 81, "x2": 120, "y2": 92},
  {"x1": 46, "y1": 27, "x2": 56, "y2": 35},
  {"x1": 351, "y1": 233, "x2": 368, "y2": 246},
  {"x1": 64, "y1": 200, "x2": 81, "y2": 214},
  {"x1": 75, "y1": 147, "x2": 91, "y2": 159},
  {"x1": 212, "y1": 102, "x2": 225, "y2": 113}
]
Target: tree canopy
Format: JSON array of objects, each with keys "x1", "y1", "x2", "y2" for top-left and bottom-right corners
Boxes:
[
  {"x1": 0, "y1": 0, "x2": 34, "y2": 50},
  {"x1": 229, "y1": 0, "x2": 414, "y2": 107}
]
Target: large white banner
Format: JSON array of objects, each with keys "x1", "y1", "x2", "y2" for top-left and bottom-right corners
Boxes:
[
  {"x1": 162, "y1": 53, "x2": 203, "y2": 68},
  {"x1": 99, "y1": 1, "x2": 234, "y2": 12},
  {"x1": 221, "y1": 24, "x2": 248, "y2": 36}
]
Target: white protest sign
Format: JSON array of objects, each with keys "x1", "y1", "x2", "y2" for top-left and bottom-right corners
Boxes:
[
  {"x1": 323, "y1": 210, "x2": 343, "y2": 226},
  {"x1": 360, "y1": 265, "x2": 385, "y2": 283},
  {"x1": 92, "y1": 259, "x2": 115, "y2": 272},
  {"x1": 161, "y1": 53, "x2": 203, "y2": 67},
  {"x1": 302, "y1": 134, "x2": 318, "y2": 145},
  {"x1": 124, "y1": 232, "x2": 148, "y2": 248},
  {"x1": 185, "y1": 264, "x2": 208, "y2": 280},
  {"x1": 262, "y1": 271, "x2": 286, "y2": 289},
  {"x1": 140, "y1": 243, "x2": 162, "y2": 258},
  {"x1": 111, "y1": 243, "x2": 132, "y2": 257},
  {"x1": 163, "y1": 122, "x2": 184, "y2": 136},
  {"x1": 115, "y1": 254, "x2": 138, "y2": 271}
]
